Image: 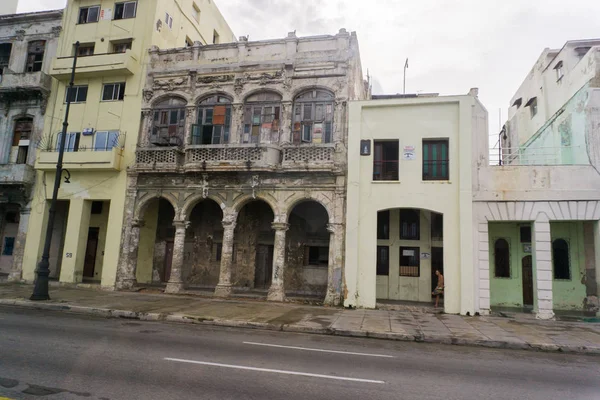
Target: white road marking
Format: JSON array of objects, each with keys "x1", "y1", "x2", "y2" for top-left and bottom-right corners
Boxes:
[
  {"x1": 243, "y1": 341, "x2": 395, "y2": 358},
  {"x1": 164, "y1": 357, "x2": 385, "y2": 384}
]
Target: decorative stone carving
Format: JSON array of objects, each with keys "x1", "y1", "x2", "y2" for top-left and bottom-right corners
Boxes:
[
  {"x1": 197, "y1": 75, "x2": 234, "y2": 84},
  {"x1": 153, "y1": 77, "x2": 187, "y2": 91},
  {"x1": 15, "y1": 30, "x2": 25, "y2": 41},
  {"x1": 51, "y1": 26, "x2": 62, "y2": 38},
  {"x1": 143, "y1": 89, "x2": 154, "y2": 103}
]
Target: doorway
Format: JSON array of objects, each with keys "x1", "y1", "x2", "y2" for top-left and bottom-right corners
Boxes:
[
  {"x1": 431, "y1": 247, "x2": 444, "y2": 293},
  {"x1": 522, "y1": 255, "x2": 533, "y2": 306},
  {"x1": 254, "y1": 244, "x2": 273, "y2": 289},
  {"x1": 83, "y1": 227, "x2": 99, "y2": 278},
  {"x1": 163, "y1": 241, "x2": 174, "y2": 282}
]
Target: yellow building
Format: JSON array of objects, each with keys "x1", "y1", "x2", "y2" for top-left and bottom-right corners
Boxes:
[{"x1": 20, "y1": 0, "x2": 234, "y2": 289}]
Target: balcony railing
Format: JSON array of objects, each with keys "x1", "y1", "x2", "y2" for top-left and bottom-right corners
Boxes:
[
  {"x1": 185, "y1": 144, "x2": 280, "y2": 171},
  {"x1": 492, "y1": 145, "x2": 587, "y2": 166},
  {"x1": 281, "y1": 144, "x2": 336, "y2": 170},
  {"x1": 135, "y1": 147, "x2": 183, "y2": 171},
  {"x1": 134, "y1": 143, "x2": 341, "y2": 173}
]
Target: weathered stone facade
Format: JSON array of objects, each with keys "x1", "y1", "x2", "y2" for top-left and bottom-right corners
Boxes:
[
  {"x1": 0, "y1": 10, "x2": 62, "y2": 280},
  {"x1": 116, "y1": 29, "x2": 368, "y2": 305}
]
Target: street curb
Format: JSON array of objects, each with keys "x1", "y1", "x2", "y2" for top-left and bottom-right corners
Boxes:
[{"x1": 2, "y1": 299, "x2": 599, "y2": 356}]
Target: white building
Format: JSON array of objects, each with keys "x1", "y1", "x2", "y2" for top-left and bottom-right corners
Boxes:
[
  {"x1": 475, "y1": 40, "x2": 600, "y2": 319},
  {"x1": 345, "y1": 90, "x2": 487, "y2": 315}
]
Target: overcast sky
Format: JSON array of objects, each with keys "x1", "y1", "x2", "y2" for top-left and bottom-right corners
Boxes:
[{"x1": 19, "y1": 0, "x2": 600, "y2": 138}]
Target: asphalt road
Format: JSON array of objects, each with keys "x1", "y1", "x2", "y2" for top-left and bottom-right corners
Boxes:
[{"x1": 0, "y1": 306, "x2": 599, "y2": 400}]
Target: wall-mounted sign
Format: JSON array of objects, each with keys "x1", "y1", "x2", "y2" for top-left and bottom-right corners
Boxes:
[
  {"x1": 420, "y1": 252, "x2": 431, "y2": 259},
  {"x1": 101, "y1": 8, "x2": 112, "y2": 20},
  {"x1": 402, "y1": 249, "x2": 415, "y2": 256},
  {"x1": 403, "y1": 145, "x2": 415, "y2": 160},
  {"x1": 523, "y1": 244, "x2": 532, "y2": 253},
  {"x1": 82, "y1": 128, "x2": 94, "y2": 136},
  {"x1": 360, "y1": 139, "x2": 371, "y2": 156}
]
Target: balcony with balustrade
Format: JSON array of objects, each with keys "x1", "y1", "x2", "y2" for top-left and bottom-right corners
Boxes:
[
  {"x1": 184, "y1": 144, "x2": 281, "y2": 172},
  {"x1": 280, "y1": 143, "x2": 339, "y2": 172}
]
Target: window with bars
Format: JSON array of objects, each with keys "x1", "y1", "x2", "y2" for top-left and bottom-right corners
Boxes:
[
  {"x1": 292, "y1": 90, "x2": 334, "y2": 144},
  {"x1": 399, "y1": 247, "x2": 420, "y2": 277},
  {"x1": 376, "y1": 246, "x2": 389, "y2": 276},
  {"x1": 151, "y1": 98, "x2": 186, "y2": 145},
  {"x1": 26, "y1": 41, "x2": 45, "y2": 72},
  {"x1": 102, "y1": 83, "x2": 126, "y2": 101},
  {"x1": 373, "y1": 140, "x2": 399, "y2": 181},
  {"x1": 114, "y1": 1, "x2": 137, "y2": 20},
  {"x1": 193, "y1": 95, "x2": 232, "y2": 145},
  {"x1": 422, "y1": 139, "x2": 449, "y2": 181},
  {"x1": 494, "y1": 238, "x2": 510, "y2": 278},
  {"x1": 400, "y1": 209, "x2": 420, "y2": 240},
  {"x1": 243, "y1": 92, "x2": 281, "y2": 144},
  {"x1": 377, "y1": 210, "x2": 390, "y2": 240},
  {"x1": 78, "y1": 5, "x2": 100, "y2": 24}
]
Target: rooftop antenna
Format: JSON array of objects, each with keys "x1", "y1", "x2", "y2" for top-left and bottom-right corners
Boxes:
[{"x1": 403, "y1": 58, "x2": 408, "y2": 94}]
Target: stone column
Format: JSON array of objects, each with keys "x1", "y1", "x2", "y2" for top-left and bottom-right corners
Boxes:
[
  {"x1": 116, "y1": 219, "x2": 143, "y2": 289},
  {"x1": 139, "y1": 109, "x2": 153, "y2": 147},
  {"x1": 324, "y1": 223, "x2": 344, "y2": 306},
  {"x1": 533, "y1": 213, "x2": 554, "y2": 320},
  {"x1": 185, "y1": 105, "x2": 196, "y2": 146},
  {"x1": 214, "y1": 216, "x2": 236, "y2": 297},
  {"x1": 476, "y1": 220, "x2": 491, "y2": 315},
  {"x1": 280, "y1": 101, "x2": 292, "y2": 145},
  {"x1": 267, "y1": 222, "x2": 289, "y2": 302},
  {"x1": 165, "y1": 220, "x2": 188, "y2": 294},
  {"x1": 8, "y1": 206, "x2": 31, "y2": 282},
  {"x1": 231, "y1": 104, "x2": 243, "y2": 144}
]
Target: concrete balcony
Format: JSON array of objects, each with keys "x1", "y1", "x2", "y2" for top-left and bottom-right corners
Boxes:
[
  {"x1": 0, "y1": 71, "x2": 52, "y2": 94},
  {"x1": 184, "y1": 144, "x2": 281, "y2": 172},
  {"x1": 50, "y1": 50, "x2": 139, "y2": 80},
  {"x1": 0, "y1": 164, "x2": 35, "y2": 185},
  {"x1": 135, "y1": 147, "x2": 183, "y2": 172},
  {"x1": 280, "y1": 144, "x2": 338, "y2": 172},
  {"x1": 35, "y1": 147, "x2": 122, "y2": 171}
]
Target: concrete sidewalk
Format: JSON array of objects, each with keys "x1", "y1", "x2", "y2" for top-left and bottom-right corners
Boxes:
[{"x1": 1, "y1": 283, "x2": 599, "y2": 355}]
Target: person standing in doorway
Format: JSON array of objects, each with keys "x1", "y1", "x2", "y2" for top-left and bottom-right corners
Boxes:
[{"x1": 432, "y1": 270, "x2": 444, "y2": 308}]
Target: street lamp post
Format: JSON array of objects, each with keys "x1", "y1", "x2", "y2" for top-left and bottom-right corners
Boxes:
[{"x1": 30, "y1": 42, "x2": 80, "y2": 301}]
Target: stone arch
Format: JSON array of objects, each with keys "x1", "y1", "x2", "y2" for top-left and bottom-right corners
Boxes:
[
  {"x1": 151, "y1": 93, "x2": 189, "y2": 107},
  {"x1": 285, "y1": 194, "x2": 333, "y2": 223},
  {"x1": 194, "y1": 91, "x2": 234, "y2": 105},
  {"x1": 134, "y1": 192, "x2": 180, "y2": 221},
  {"x1": 292, "y1": 85, "x2": 335, "y2": 100},
  {"x1": 231, "y1": 193, "x2": 280, "y2": 217},
  {"x1": 181, "y1": 193, "x2": 227, "y2": 221},
  {"x1": 242, "y1": 88, "x2": 284, "y2": 102}
]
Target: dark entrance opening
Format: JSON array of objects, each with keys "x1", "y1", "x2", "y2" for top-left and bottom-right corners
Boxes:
[
  {"x1": 431, "y1": 247, "x2": 443, "y2": 293},
  {"x1": 254, "y1": 244, "x2": 274, "y2": 289},
  {"x1": 83, "y1": 227, "x2": 99, "y2": 278},
  {"x1": 522, "y1": 255, "x2": 533, "y2": 306}
]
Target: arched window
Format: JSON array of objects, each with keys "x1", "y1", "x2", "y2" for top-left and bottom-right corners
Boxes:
[
  {"x1": 494, "y1": 238, "x2": 510, "y2": 278},
  {"x1": 243, "y1": 91, "x2": 282, "y2": 144},
  {"x1": 552, "y1": 239, "x2": 570, "y2": 280},
  {"x1": 292, "y1": 89, "x2": 334, "y2": 144},
  {"x1": 26, "y1": 40, "x2": 46, "y2": 72},
  {"x1": 194, "y1": 95, "x2": 232, "y2": 145},
  {"x1": 151, "y1": 98, "x2": 186, "y2": 146},
  {"x1": 12, "y1": 118, "x2": 33, "y2": 164}
]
